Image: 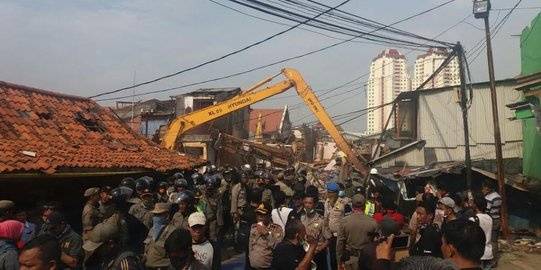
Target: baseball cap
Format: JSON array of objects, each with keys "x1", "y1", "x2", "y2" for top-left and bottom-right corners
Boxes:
[
  {"x1": 439, "y1": 197, "x2": 455, "y2": 208},
  {"x1": 188, "y1": 212, "x2": 206, "y2": 227},
  {"x1": 45, "y1": 211, "x2": 66, "y2": 225},
  {"x1": 256, "y1": 202, "x2": 272, "y2": 215},
  {"x1": 351, "y1": 194, "x2": 366, "y2": 207},
  {"x1": 82, "y1": 223, "x2": 118, "y2": 252},
  {"x1": 326, "y1": 182, "x2": 340, "y2": 192},
  {"x1": 151, "y1": 203, "x2": 172, "y2": 214},
  {"x1": 379, "y1": 216, "x2": 400, "y2": 236},
  {"x1": 84, "y1": 188, "x2": 99, "y2": 197}
]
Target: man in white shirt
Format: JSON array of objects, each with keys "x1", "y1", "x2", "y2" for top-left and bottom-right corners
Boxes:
[
  {"x1": 271, "y1": 191, "x2": 293, "y2": 230},
  {"x1": 188, "y1": 212, "x2": 214, "y2": 270},
  {"x1": 470, "y1": 193, "x2": 494, "y2": 270}
]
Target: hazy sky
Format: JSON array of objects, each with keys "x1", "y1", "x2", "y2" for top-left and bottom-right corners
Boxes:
[{"x1": 1, "y1": 0, "x2": 539, "y2": 132}]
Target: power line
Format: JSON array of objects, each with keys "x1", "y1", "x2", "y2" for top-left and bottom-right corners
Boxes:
[
  {"x1": 89, "y1": 0, "x2": 351, "y2": 99},
  {"x1": 94, "y1": 0, "x2": 457, "y2": 101}
]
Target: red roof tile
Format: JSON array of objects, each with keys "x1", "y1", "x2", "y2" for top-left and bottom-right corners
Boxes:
[
  {"x1": 249, "y1": 109, "x2": 284, "y2": 135},
  {"x1": 0, "y1": 81, "x2": 204, "y2": 174}
]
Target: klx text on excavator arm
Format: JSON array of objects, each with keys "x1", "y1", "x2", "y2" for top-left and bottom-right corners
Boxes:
[{"x1": 161, "y1": 68, "x2": 367, "y2": 176}]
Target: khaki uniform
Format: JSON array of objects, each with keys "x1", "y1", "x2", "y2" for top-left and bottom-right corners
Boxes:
[
  {"x1": 275, "y1": 181, "x2": 294, "y2": 197},
  {"x1": 81, "y1": 202, "x2": 100, "y2": 242},
  {"x1": 103, "y1": 212, "x2": 129, "y2": 248},
  {"x1": 336, "y1": 213, "x2": 377, "y2": 270},
  {"x1": 300, "y1": 213, "x2": 332, "y2": 250},
  {"x1": 231, "y1": 183, "x2": 248, "y2": 215},
  {"x1": 128, "y1": 202, "x2": 154, "y2": 229},
  {"x1": 324, "y1": 198, "x2": 349, "y2": 236},
  {"x1": 144, "y1": 224, "x2": 176, "y2": 268},
  {"x1": 204, "y1": 192, "x2": 223, "y2": 242},
  {"x1": 171, "y1": 212, "x2": 191, "y2": 230},
  {"x1": 248, "y1": 224, "x2": 283, "y2": 269},
  {"x1": 261, "y1": 188, "x2": 274, "y2": 207}
]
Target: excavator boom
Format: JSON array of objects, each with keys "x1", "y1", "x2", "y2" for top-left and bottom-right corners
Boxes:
[{"x1": 161, "y1": 68, "x2": 368, "y2": 176}]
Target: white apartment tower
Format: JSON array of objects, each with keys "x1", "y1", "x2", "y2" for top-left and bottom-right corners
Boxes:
[
  {"x1": 412, "y1": 48, "x2": 461, "y2": 90},
  {"x1": 366, "y1": 49, "x2": 410, "y2": 134}
]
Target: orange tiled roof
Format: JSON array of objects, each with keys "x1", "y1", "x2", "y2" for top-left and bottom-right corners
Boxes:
[
  {"x1": 249, "y1": 109, "x2": 284, "y2": 135},
  {"x1": 0, "y1": 81, "x2": 203, "y2": 174}
]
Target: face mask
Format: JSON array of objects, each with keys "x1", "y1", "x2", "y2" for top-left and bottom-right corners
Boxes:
[
  {"x1": 153, "y1": 215, "x2": 169, "y2": 226},
  {"x1": 338, "y1": 191, "x2": 345, "y2": 197},
  {"x1": 304, "y1": 208, "x2": 315, "y2": 215}
]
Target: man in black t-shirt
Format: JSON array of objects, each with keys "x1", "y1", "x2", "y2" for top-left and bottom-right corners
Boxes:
[{"x1": 271, "y1": 219, "x2": 317, "y2": 270}]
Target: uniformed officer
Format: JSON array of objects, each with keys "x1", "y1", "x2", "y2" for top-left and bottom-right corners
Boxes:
[
  {"x1": 157, "y1": 181, "x2": 170, "y2": 203},
  {"x1": 248, "y1": 202, "x2": 283, "y2": 269},
  {"x1": 194, "y1": 188, "x2": 214, "y2": 221},
  {"x1": 231, "y1": 173, "x2": 250, "y2": 225},
  {"x1": 301, "y1": 191, "x2": 331, "y2": 270},
  {"x1": 171, "y1": 190, "x2": 197, "y2": 230},
  {"x1": 144, "y1": 203, "x2": 176, "y2": 269},
  {"x1": 98, "y1": 186, "x2": 113, "y2": 219},
  {"x1": 128, "y1": 187, "x2": 155, "y2": 229},
  {"x1": 259, "y1": 172, "x2": 275, "y2": 207},
  {"x1": 44, "y1": 211, "x2": 83, "y2": 270},
  {"x1": 324, "y1": 182, "x2": 351, "y2": 270},
  {"x1": 274, "y1": 172, "x2": 294, "y2": 198},
  {"x1": 204, "y1": 175, "x2": 223, "y2": 242},
  {"x1": 83, "y1": 222, "x2": 144, "y2": 270},
  {"x1": 102, "y1": 187, "x2": 132, "y2": 249},
  {"x1": 82, "y1": 188, "x2": 100, "y2": 242},
  {"x1": 336, "y1": 194, "x2": 377, "y2": 270},
  {"x1": 168, "y1": 178, "x2": 189, "y2": 203}
]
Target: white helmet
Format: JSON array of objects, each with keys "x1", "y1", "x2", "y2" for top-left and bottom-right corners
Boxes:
[{"x1": 370, "y1": 168, "x2": 378, "y2": 175}]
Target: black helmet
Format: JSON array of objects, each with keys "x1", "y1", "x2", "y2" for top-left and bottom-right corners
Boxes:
[
  {"x1": 240, "y1": 172, "x2": 249, "y2": 179},
  {"x1": 110, "y1": 186, "x2": 134, "y2": 203},
  {"x1": 174, "y1": 179, "x2": 188, "y2": 189},
  {"x1": 174, "y1": 190, "x2": 195, "y2": 205},
  {"x1": 262, "y1": 172, "x2": 273, "y2": 180},
  {"x1": 191, "y1": 173, "x2": 204, "y2": 185},
  {"x1": 173, "y1": 172, "x2": 184, "y2": 180},
  {"x1": 298, "y1": 168, "x2": 307, "y2": 176},
  {"x1": 206, "y1": 175, "x2": 221, "y2": 189},
  {"x1": 254, "y1": 170, "x2": 264, "y2": 178},
  {"x1": 135, "y1": 178, "x2": 149, "y2": 193},
  {"x1": 119, "y1": 177, "x2": 136, "y2": 191},
  {"x1": 158, "y1": 181, "x2": 168, "y2": 189}
]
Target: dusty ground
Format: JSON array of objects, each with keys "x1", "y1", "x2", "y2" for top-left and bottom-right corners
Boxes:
[{"x1": 496, "y1": 251, "x2": 541, "y2": 270}]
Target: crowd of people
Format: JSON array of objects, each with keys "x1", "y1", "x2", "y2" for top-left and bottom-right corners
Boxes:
[{"x1": 0, "y1": 163, "x2": 503, "y2": 270}]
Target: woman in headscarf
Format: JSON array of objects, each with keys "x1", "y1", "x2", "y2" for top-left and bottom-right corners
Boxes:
[{"x1": 0, "y1": 220, "x2": 24, "y2": 270}]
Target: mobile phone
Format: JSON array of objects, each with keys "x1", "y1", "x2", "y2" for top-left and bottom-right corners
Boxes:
[{"x1": 391, "y1": 235, "x2": 410, "y2": 249}]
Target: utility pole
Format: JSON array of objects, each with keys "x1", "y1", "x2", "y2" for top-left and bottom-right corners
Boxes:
[
  {"x1": 456, "y1": 43, "x2": 473, "y2": 191},
  {"x1": 473, "y1": 0, "x2": 509, "y2": 239}
]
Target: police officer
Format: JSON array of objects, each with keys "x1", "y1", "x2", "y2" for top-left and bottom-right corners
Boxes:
[
  {"x1": 128, "y1": 187, "x2": 155, "y2": 229},
  {"x1": 43, "y1": 211, "x2": 83, "y2": 270},
  {"x1": 301, "y1": 191, "x2": 331, "y2": 270},
  {"x1": 82, "y1": 188, "x2": 100, "y2": 242},
  {"x1": 102, "y1": 187, "x2": 132, "y2": 249},
  {"x1": 274, "y1": 172, "x2": 294, "y2": 198},
  {"x1": 171, "y1": 190, "x2": 197, "y2": 230},
  {"x1": 157, "y1": 181, "x2": 169, "y2": 203},
  {"x1": 324, "y1": 182, "x2": 351, "y2": 270},
  {"x1": 192, "y1": 172, "x2": 206, "y2": 192},
  {"x1": 169, "y1": 178, "x2": 189, "y2": 203},
  {"x1": 248, "y1": 202, "x2": 283, "y2": 269},
  {"x1": 193, "y1": 188, "x2": 213, "y2": 221},
  {"x1": 144, "y1": 203, "x2": 176, "y2": 270},
  {"x1": 98, "y1": 186, "x2": 113, "y2": 219},
  {"x1": 231, "y1": 172, "x2": 250, "y2": 226},
  {"x1": 336, "y1": 194, "x2": 377, "y2": 270},
  {"x1": 259, "y1": 172, "x2": 275, "y2": 207},
  {"x1": 83, "y1": 222, "x2": 144, "y2": 270},
  {"x1": 204, "y1": 175, "x2": 223, "y2": 242}
]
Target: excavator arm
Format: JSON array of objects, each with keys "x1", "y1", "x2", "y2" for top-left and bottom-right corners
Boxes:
[{"x1": 162, "y1": 68, "x2": 368, "y2": 176}]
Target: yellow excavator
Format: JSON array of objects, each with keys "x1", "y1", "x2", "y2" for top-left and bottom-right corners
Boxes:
[{"x1": 161, "y1": 68, "x2": 368, "y2": 176}]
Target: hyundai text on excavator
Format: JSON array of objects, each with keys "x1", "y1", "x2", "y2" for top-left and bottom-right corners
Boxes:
[{"x1": 161, "y1": 68, "x2": 368, "y2": 176}]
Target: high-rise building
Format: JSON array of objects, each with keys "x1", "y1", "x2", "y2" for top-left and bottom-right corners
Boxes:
[
  {"x1": 366, "y1": 49, "x2": 410, "y2": 134},
  {"x1": 412, "y1": 48, "x2": 461, "y2": 90}
]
